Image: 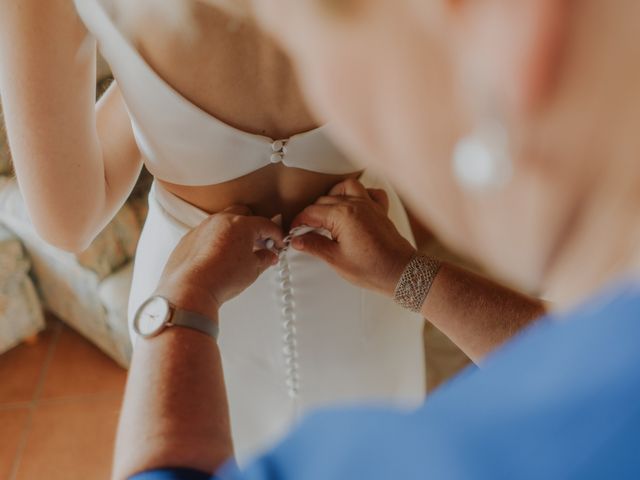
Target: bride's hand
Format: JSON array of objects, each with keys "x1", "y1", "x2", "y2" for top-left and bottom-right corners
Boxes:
[
  {"x1": 154, "y1": 206, "x2": 284, "y2": 319},
  {"x1": 291, "y1": 179, "x2": 416, "y2": 297}
]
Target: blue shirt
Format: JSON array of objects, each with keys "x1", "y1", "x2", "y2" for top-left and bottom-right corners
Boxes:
[{"x1": 132, "y1": 281, "x2": 640, "y2": 480}]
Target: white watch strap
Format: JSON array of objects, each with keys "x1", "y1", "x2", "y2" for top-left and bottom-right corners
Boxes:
[{"x1": 170, "y1": 309, "x2": 219, "y2": 340}]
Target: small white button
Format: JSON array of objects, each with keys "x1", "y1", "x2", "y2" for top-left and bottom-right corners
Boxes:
[
  {"x1": 282, "y1": 345, "x2": 293, "y2": 356},
  {"x1": 278, "y1": 268, "x2": 290, "y2": 279},
  {"x1": 270, "y1": 152, "x2": 284, "y2": 164},
  {"x1": 282, "y1": 325, "x2": 294, "y2": 337},
  {"x1": 272, "y1": 140, "x2": 284, "y2": 152}
]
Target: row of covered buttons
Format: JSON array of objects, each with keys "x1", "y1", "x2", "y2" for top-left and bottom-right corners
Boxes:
[
  {"x1": 270, "y1": 139, "x2": 288, "y2": 164},
  {"x1": 277, "y1": 250, "x2": 300, "y2": 399}
]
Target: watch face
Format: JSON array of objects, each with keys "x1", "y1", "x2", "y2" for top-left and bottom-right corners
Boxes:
[{"x1": 134, "y1": 296, "x2": 171, "y2": 338}]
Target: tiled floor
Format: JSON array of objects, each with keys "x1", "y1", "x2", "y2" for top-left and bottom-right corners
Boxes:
[{"x1": 0, "y1": 315, "x2": 126, "y2": 480}]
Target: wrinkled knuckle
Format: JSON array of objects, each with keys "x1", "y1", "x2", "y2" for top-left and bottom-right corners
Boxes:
[
  {"x1": 212, "y1": 212, "x2": 231, "y2": 223},
  {"x1": 217, "y1": 215, "x2": 236, "y2": 230},
  {"x1": 229, "y1": 214, "x2": 244, "y2": 224},
  {"x1": 341, "y1": 203, "x2": 358, "y2": 217}
]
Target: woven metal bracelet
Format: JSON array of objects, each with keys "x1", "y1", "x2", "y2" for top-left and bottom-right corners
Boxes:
[{"x1": 393, "y1": 253, "x2": 441, "y2": 313}]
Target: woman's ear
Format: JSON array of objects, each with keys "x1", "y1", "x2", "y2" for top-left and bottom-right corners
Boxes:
[{"x1": 449, "y1": 0, "x2": 569, "y2": 117}]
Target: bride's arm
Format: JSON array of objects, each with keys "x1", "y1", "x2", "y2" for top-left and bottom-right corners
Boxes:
[{"x1": 0, "y1": 0, "x2": 142, "y2": 252}]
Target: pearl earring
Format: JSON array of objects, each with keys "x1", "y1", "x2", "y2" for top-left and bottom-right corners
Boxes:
[{"x1": 453, "y1": 120, "x2": 513, "y2": 191}]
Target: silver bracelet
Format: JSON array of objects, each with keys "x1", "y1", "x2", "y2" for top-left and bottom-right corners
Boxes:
[{"x1": 393, "y1": 253, "x2": 441, "y2": 313}]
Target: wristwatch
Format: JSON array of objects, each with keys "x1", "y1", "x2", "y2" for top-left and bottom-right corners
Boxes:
[{"x1": 133, "y1": 295, "x2": 219, "y2": 340}]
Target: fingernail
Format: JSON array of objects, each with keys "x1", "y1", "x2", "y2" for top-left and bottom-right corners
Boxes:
[
  {"x1": 291, "y1": 237, "x2": 304, "y2": 250},
  {"x1": 271, "y1": 214, "x2": 283, "y2": 227}
]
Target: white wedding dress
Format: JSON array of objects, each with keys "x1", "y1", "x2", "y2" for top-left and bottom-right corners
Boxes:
[{"x1": 75, "y1": 0, "x2": 425, "y2": 463}]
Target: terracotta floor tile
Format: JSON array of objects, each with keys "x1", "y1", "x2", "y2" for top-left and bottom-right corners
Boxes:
[
  {"x1": 15, "y1": 394, "x2": 122, "y2": 480},
  {"x1": 0, "y1": 319, "x2": 60, "y2": 405},
  {"x1": 0, "y1": 407, "x2": 31, "y2": 480},
  {"x1": 39, "y1": 325, "x2": 126, "y2": 400}
]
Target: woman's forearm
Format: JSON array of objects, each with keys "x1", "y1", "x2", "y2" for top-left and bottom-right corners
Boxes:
[
  {"x1": 0, "y1": 0, "x2": 141, "y2": 251},
  {"x1": 113, "y1": 326, "x2": 233, "y2": 480},
  {"x1": 113, "y1": 208, "x2": 285, "y2": 479},
  {"x1": 290, "y1": 181, "x2": 545, "y2": 361},
  {"x1": 422, "y1": 262, "x2": 546, "y2": 363}
]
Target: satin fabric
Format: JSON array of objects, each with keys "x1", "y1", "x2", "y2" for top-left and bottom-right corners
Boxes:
[
  {"x1": 128, "y1": 172, "x2": 425, "y2": 462},
  {"x1": 74, "y1": 0, "x2": 359, "y2": 186},
  {"x1": 73, "y1": 0, "x2": 425, "y2": 462}
]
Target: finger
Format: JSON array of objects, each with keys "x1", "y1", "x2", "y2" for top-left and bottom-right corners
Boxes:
[
  {"x1": 243, "y1": 216, "x2": 286, "y2": 248},
  {"x1": 290, "y1": 204, "x2": 338, "y2": 232},
  {"x1": 315, "y1": 195, "x2": 368, "y2": 206},
  {"x1": 271, "y1": 213, "x2": 283, "y2": 227},
  {"x1": 314, "y1": 195, "x2": 343, "y2": 206},
  {"x1": 367, "y1": 188, "x2": 390, "y2": 214},
  {"x1": 291, "y1": 232, "x2": 339, "y2": 265},
  {"x1": 223, "y1": 205, "x2": 253, "y2": 216},
  {"x1": 328, "y1": 178, "x2": 369, "y2": 199},
  {"x1": 254, "y1": 249, "x2": 279, "y2": 272}
]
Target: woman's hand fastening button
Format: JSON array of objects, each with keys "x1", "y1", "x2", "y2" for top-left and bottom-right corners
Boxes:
[
  {"x1": 290, "y1": 179, "x2": 416, "y2": 298},
  {"x1": 154, "y1": 205, "x2": 285, "y2": 320}
]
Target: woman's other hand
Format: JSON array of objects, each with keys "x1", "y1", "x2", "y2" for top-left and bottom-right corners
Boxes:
[
  {"x1": 291, "y1": 179, "x2": 416, "y2": 297},
  {"x1": 155, "y1": 206, "x2": 284, "y2": 319}
]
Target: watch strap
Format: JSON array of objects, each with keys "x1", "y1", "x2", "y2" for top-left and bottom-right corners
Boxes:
[{"x1": 170, "y1": 308, "x2": 219, "y2": 340}]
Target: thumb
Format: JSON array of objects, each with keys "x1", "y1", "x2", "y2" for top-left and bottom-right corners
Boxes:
[
  {"x1": 255, "y1": 249, "x2": 279, "y2": 273},
  {"x1": 367, "y1": 188, "x2": 390, "y2": 214},
  {"x1": 223, "y1": 205, "x2": 253, "y2": 216},
  {"x1": 291, "y1": 233, "x2": 339, "y2": 264}
]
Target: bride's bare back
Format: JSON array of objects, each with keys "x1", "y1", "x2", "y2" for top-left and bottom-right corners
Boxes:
[
  {"x1": 133, "y1": 3, "x2": 360, "y2": 221},
  {"x1": 0, "y1": 0, "x2": 359, "y2": 253}
]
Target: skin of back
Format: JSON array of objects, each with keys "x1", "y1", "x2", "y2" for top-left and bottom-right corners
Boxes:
[{"x1": 0, "y1": 0, "x2": 359, "y2": 253}]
